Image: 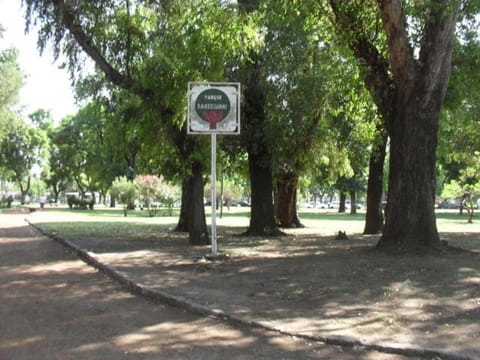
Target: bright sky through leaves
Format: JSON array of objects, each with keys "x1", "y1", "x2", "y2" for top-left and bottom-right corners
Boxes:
[{"x1": 0, "y1": 0, "x2": 77, "y2": 123}]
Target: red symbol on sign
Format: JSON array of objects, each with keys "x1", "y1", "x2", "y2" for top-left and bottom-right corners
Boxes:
[{"x1": 204, "y1": 111, "x2": 225, "y2": 129}]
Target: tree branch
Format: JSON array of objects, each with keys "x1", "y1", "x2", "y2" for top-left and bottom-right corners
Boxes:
[
  {"x1": 418, "y1": 1, "x2": 459, "y2": 104},
  {"x1": 51, "y1": 0, "x2": 135, "y2": 91},
  {"x1": 328, "y1": 0, "x2": 395, "y2": 130},
  {"x1": 376, "y1": 0, "x2": 416, "y2": 86}
]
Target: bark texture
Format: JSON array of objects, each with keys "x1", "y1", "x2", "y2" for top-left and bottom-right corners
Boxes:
[
  {"x1": 175, "y1": 178, "x2": 189, "y2": 232},
  {"x1": 338, "y1": 192, "x2": 346, "y2": 213},
  {"x1": 185, "y1": 160, "x2": 209, "y2": 245},
  {"x1": 242, "y1": 63, "x2": 278, "y2": 235},
  {"x1": 276, "y1": 172, "x2": 303, "y2": 228},
  {"x1": 363, "y1": 133, "x2": 387, "y2": 234}
]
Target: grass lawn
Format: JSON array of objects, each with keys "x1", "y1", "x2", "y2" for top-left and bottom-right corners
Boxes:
[{"x1": 27, "y1": 205, "x2": 480, "y2": 250}]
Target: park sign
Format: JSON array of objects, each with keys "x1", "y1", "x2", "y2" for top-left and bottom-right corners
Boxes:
[
  {"x1": 187, "y1": 82, "x2": 240, "y2": 134},
  {"x1": 187, "y1": 81, "x2": 241, "y2": 256}
]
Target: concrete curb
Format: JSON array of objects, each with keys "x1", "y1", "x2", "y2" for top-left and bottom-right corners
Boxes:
[{"x1": 28, "y1": 221, "x2": 476, "y2": 360}]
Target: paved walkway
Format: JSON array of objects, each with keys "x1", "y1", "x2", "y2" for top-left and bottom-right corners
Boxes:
[{"x1": 1, "y1": 213, "x2": 412, "y2": 359}]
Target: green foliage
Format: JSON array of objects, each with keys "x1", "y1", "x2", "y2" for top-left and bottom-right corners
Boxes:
[
  {"x1": 438, "y1": 23, "x2": 480, "y2": 187},
  {"x1": 24, "y1": 0, "x2": 257, "y2": 199},
  {"x1": 134, "y1": 174, "x2": 179, "y2": 216},
  {"x1": 46, "y1": 102, "x2": 127, "y2": 200},
  {"x1": 28, "y1": 109, "x2": 54, "y2": 132},
  {"x1": 441, "y1": 152, "x2": 480, "y2": 223},
  {"x1": 0, "y1": 46, "x2": 24, "y2": 141},
  {"x1": 442, "y1": 152, "x2": 480, "y2": 193},
  {"x1": 110, "y1": 176, "x2": 138, "y2": 215},
  {"x1": 0, "y1": 120, "x2": 48, "y2": 202}
]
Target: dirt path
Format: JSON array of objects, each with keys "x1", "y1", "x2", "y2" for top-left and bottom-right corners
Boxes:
[{"x1": 0, "y1": 213, "x2": 412, "y2": 359}]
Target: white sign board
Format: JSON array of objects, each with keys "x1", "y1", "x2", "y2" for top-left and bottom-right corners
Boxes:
[{"x1": 187, "y1": 82, "x2": 240, "y2": 134}]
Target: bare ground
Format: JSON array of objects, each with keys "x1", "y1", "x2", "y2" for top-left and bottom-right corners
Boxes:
[
  {"x1": 21, "y1": 210, "x2": 480, "y2": 359},
  {"x1": 0, "y1": 213, "x2": 413, "y2": 360}
]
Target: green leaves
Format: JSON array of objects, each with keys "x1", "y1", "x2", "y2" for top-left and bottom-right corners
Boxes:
[
  {"x1": 0, "y1": 47, "x2": 24, "y2": 140},
  {"x1": 0, "y1": 118, "x2": 48, "y2": 193}
]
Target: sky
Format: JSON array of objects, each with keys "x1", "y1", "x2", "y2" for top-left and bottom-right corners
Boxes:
[{"x1": 0, "y1": 0, "x2": 77, "y2": 123}]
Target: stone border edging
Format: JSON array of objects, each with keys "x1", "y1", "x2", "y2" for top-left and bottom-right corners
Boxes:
[{"x1": 28, "y1": 220, "x2": 476, "y2": 360}]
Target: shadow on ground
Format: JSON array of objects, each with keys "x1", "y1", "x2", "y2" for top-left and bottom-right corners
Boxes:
[{"x1": 28, "y1": 215, "x2": 480, "y2": 359}]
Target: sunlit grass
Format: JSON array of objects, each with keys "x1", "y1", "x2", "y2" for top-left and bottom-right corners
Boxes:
[
  {"x1": 28, "y1": 206, "x2": 480, "y2": 244},
  {"x1": 30, "y1": 207, "x2": 178, "y2": 241}
]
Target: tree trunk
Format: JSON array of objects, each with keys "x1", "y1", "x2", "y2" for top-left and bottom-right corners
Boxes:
[
  {"x1": 168, "y1": 121, "x2": 209, "y2": 244},
  {"x1": 175, "y1": 178, "x2": 189, "y2": 232},
  {"x1": 18, "y1": 176, "x2": 31, "y2": 205},
  {"x1": 377, "y1": 96, "x2": 441, "y2": 252},
  {"x1": 276, "y1": 172, "x2": 303, "y2": 228},
  {"x1": 175, "y1": 161, "x2": 209, "y2": 245},
  {"x1": 349, "y1": 191, "x2": 357, "y2": 215},
  {"x1": 241, "y1": 72, "x2": 278, "y2": 234},
  {"x1": 246, "y1": 151, "x2": 279, "y2": 235},
  {"x1": 338, "y1": 192, "x2": 346, "y2": 213},
  {"x1": 52, "y1": 184, "x2": 60, "y2": 204},
  {"x1": 375, "y1": 1, "x2": 459, "y2": 253},
  {"x1": 186, "y1": 160, "x2": 209, "y2": 245},
  {"x1": 363, "y1": 134, "x2": 387, "y2": 234}
]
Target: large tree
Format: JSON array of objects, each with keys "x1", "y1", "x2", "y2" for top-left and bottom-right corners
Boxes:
[
  {"x1": 262, "y1": 0, "x2": 327, "y2": 228},
  {"x1": 235, "y1": 0, "x2": 279, "y2": 235},
  {"x1": 327, "y1": 0, "x2": 461, "y2": 252},
  {"x1": 24, "y1": 0, "x2": 249, "y2": 245}
]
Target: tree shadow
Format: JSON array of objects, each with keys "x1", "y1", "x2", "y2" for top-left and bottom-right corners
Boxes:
[
  {"x1": 26, "y1": 217, "x2": 480, "y2": 359},
  {"x1": 1, "y1": 222, "x2": 387, "y2": 360}
]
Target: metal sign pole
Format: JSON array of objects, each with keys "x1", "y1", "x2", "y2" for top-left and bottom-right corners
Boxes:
[{"x1": 211, "y1": 132, "x2": 217, "y2": 255}]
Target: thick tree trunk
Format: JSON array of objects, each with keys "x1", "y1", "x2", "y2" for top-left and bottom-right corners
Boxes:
[
  {"x1": 338, "y1": 192, "x2": 346, "y2": 213},
  {"x1": 246, "y1": 151, "x2": 279, "y2": 235},
  {"x1": 349, "y1": 191, "x2": 357, "y2": 215},
  {"x1": 375, "y1": 1, "x2": 458, "y2": 253},
  {"x1": 363, "y1": 135, "x2": 387, "y2": 234},
  {"x1": 174, "y1": 161, "x2": 209, "y2": 245},
  {"x1": 377, "y1": 96, "x2": 441, "y2": 252},
  {"x1": 241, "y1": 62, "x2": 278, "y2": 234},
  {"x1": 186, "y1": 161, "x2": 209, "y2": 245},
  {"x1": 169, "y1": 124, "x2": 209, "y2": 244},
  {"x1": 175, "y1": 178, "x2": 189, "y2": 232},
  {"x1": 276, "y1": 172, "x2": 303, "y2": 228}
]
